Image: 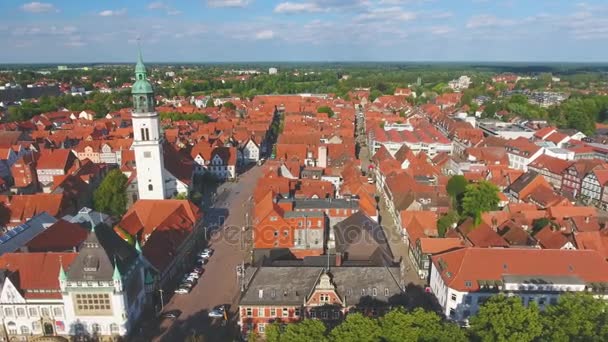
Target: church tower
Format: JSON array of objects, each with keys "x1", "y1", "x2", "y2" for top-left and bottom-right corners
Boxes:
[{"x1": 131, "y1": 49, "x2": 166, "y2": 200}]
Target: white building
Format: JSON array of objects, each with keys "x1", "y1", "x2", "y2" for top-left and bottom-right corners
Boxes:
[
  {"x1": 61, "y1": 226, "x2": 148, "y2": 338},
  {"x1": 430, "y1": 248, "x2": 608, "y2": 324},
  {"x1": 268, "y1": 67, "x2": 278, "y2": 75},
  {"x1": 241, "y1": 139, "x2": 261, "y2": 164}
]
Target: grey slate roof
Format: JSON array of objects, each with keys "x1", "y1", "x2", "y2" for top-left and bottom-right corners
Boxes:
[
  {"x1": 66, "y1": 224, "x2": 137, "y2": 282},
  {"x1": 333, "y1": 211, "x2": 394, "y2": 265},
  {"x1": 289, "y1": 198, "x2": 360, "y2": 210},
  {"x1": 63, "y1": 207, "x2": 112, "y2": 230},
  {"x1": 240, "y1": 266, "x2": 403, "y2": 306}
]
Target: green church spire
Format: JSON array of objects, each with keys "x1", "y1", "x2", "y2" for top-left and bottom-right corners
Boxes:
[
  {"x1": 132, "y1": 46, "x2": 155, "y2": 113},
  {"x1": 58, "y1": 258, "x2": 67, "y2": 282},
  {"x1": 112, "y1": 256, "x2": 121, "y2": 282}
]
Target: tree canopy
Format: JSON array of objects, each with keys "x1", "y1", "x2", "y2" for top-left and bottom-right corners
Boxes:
[
  {"x1": 462, "y1": 180, "x2": 500, "y2": 224},
  {"x1": 540, "y1": 293, "x2": 608, "y2": 342},
  {"x1": 329, "y1": 313, "x2": 380, "y2": 342},
  {"x1": 93, "y1": 169, "x2": 128, "y2": 217},
  {"x1": 317, "y1": 105, "x2": 335, "y2": 118},
  {"x1": 380, "y1": 308, "x2": 467, "y2": 342},
  {"x1": 470, "y1": 295, "x2": 542, "y2": 342}
]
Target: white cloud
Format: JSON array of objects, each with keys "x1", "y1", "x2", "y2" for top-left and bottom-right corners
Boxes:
[
  {"x1": 255, "y1": 29, "x2": 275, "y2": 40},
  {"x1": 207, "y1": 0, "x2": 252, "y2": 8},
  {"x1": 356, "y1": 7, "x2": 416, "y2": 22},
  {"x1": 429, "y1": 25, "x2": 452, "y2": 35},
  {"x1": 99, "y1": 9, "x2": 127, "y2": 17},
  {"x1": 21, "y1": 2, "x2": 57, "y2": 13},
  {"x1": 148, "y1": 2, "x2": 167, "y2": 10},
  {"x1": 148, "y1": 2, "x2": 182, "y2": 15},
  {"x1": 466, "y1": 14, "x2": 515, "y2": 28},
  {"x1": 274, "y1": 2, "x2": 322, "y2": 13}
]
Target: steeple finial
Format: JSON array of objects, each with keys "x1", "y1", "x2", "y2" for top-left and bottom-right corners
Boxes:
[
  {"x1": 58, "y1": 256, "x2": 67, "y2": 282},
  {"x1": 112, "y1": 256, "x2": 121, "y2": 281},
  {"x1": 135, "y1": 239, "x2": 142, "y2": 254}
]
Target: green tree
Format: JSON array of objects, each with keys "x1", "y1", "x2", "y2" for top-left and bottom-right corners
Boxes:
[
  {"x1": 380, "y1": 308, "x2": 467, "y2": 342},
  {"x1": 462, "y1": 181, "x2": 500, "y2": 224},
  {"x1": 174, "y1": 193, "x2": 188, "y2": 200},
  {"x1": 281, "y1": 319, "x2": 328, "y2": 342},
  {"x1": 329, "y1": 313, "x2": 380, "y2": 342},
  {"x1": 531, "y1": 217, "x2": 550, "y2": 234},
  {"x1": 223, "y1": 101, "x2": 236, "y2": 110},
  {"x1": 317, "y1": 105, "x2": 335, "y2": 118},
  {"x1": 540, "y1": 293, "x2": 608, "y2": 342},
  {"x1": 93, "y1": 169, "x2": 128, "y2": 217},
  {"x1": 446, "y1": 175, "x2": 468, "y2": 211},
  {"x1": 437, "y1": 210, "x2": 459, "y2": 237},
  {"x1": 264, "y1": 323, "x2": 281, "y2": 342},
  {"x1": 470, "y1": 295, "x2": 542, "y2": 342},
  {"x1": 206, "y1": 98, "x2": 214, "y2": 107}
]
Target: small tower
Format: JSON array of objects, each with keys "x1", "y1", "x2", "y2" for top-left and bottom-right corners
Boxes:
[
  {"x1": 113, "y1": 257, "x2": 123, "y2": 293},
  {"x1": 58, "y1": 257, "x2": 67, "y2": 292},
  {"x1": 131, "y1": 47, "x2": 166, "y2": 200}
]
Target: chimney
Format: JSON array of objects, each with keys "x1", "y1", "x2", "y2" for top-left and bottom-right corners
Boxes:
[
  {"x1": 585, "y1": 216, "x2": 590, "y2": 223},
  {"x1": 491, "y1": 217, "x2": 498, "y2": 231},
  {"x1": 318, "y1": 145, "x2": 328, "y2": 168}
]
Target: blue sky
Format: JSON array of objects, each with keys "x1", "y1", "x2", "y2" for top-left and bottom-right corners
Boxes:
[{"x1": 1, "y1": 0, "x2": 607, "y2": 63}]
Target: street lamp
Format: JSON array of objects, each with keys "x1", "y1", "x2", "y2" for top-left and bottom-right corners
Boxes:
[{"x1": 159, "y1": 289, "x2": 165, "y2": 312}]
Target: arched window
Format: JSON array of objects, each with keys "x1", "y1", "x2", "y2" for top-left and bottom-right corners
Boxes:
[
  {"x1": 148, "y1": 184, "x2": 153, "y2": 191},
  {"x1": 138, "y1": 74, "x2": 143, "y2": 80}
]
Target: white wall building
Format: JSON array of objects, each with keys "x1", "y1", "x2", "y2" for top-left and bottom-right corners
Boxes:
[{"x1": 430, "y1": 248, "x2": 608, "y2": 324}]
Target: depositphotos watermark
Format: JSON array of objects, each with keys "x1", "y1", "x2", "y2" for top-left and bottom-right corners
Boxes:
[{"x1": 203, "y1": 219, "x2": 402, "y2": 250}]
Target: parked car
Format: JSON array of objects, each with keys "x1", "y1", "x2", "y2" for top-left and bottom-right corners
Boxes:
[
  {"x1": 193, "y1": 267, "x2": 204, "y2": 274},
  {"x1": 208, "y1": 305, "x2": 226, "y2": 318},
  {"x1": 160, "y1": 310, "x2": 181, "y2": 319},
  {"x1": 188, "y1": 272, "x2": 200, "y2": 280},
  {"x1": 174, "y1": 287, "x2": 190, "y2": 294},
  {"x1": 199, "y1": 249, "x2": 213, "y2": 259}
]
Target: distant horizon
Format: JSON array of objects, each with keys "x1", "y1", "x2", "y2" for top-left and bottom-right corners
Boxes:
[{"x1": 2, "y1": 60, "x2": 608, "y2": 67}]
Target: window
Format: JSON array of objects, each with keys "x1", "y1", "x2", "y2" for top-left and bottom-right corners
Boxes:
[
  {"x1": 333, "y1": 311, "x2": 340, "y2": 319},
  {"x1": 92, "y1": 323, "x2": 101, "y2": 334},
  {"x1": 384, "y1": 288, "x2": 389, "y2": 297},
  {"x1": 258, "y1": 307, "x2": 265, "y2": 318},
  {"x1": 53, "y1": 307, "x2": 63, "y2": 317},
  {"x1": 110, "y1": 323, "x2": 119, "y2": 335},
  {"x1": 449, "y1": 308, "x2": 455, "y2": 318},
  {"x1": 538, "y1": 297, "x2": 546, "y2": 305},
  {"x1": 144, "y1": 151, "x2": 151, "y2": 158},
  {"x1": 270, "y1": 308, "x2": 276, "y2": 316},
  {"x1": 310, "y1": 311, "x2": 316, "y2": 318},
  {"x1": 320, "y1": 294, "x2": 329, "y2": 303},
  {"x1": 74, "y1": 293, "x2": 112, "y2": 315},
  {"x1": 282, "y1": 308, "x2": 288, "y2": 317},
  {"x1": 361, "y1": 289, "x2": 366, "y2": 296},
  {"x1": 246, "y1": 308, "x2": 252, "y2": 317},
  {"x1": 258, "y1": 323, "x2": 265, "y2": 333},
  {"x1": 148, "y1": 184, "x2": 153, "y2": 191},
  {"x1": 41, "y1": 308, "x2": 49, "y2": 317},
  {"x1": 16, "y1": 308, "x2": 25, "y2": 317},
  {"x1": 451, "y1": 293, "x2": 457, "y2": 301},
  {"x1": 372, "y1": 288, "x2": 377, "y2": 297},
  {"x1": 6, "y1": 322, "x2": 16, "y2": 335},
  {"x1": 321, "y1": 311, "x2": 328, "y2": 319},
  {"x1": 20, "y1": 326, "x2": 29, "y2": 335},
  {"x1": 273, "y1": 230, "x2": 279, "y2": 237},
  {"x1": 32, "y1": 321, "x2": 41, "y2": 332},
  {"x1": 464, "y1": 280, "x2": 473, "y2": 288},
  {"x1": 270, "y1": 216, "x2": 278, "y2": 222},
  {"x1": 294, "y1": 308, "x2": 300, "y2": 317},
  {"x1": 28, "y1": 307, "x2": 38, "y2": 317}
]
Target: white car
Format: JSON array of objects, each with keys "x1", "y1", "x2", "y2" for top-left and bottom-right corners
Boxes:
[
  {"x1": 174, "y1": 287, "x2": 190, "y2": 294},
  {"x1": 188, "y1": 272, "x2": 200, "y2": 280},
  {"x1": 208, "y1": 305, "x2": 226, "y2": 318},
  {"x1": 199, "y1": 249, "x2": 213, "y2": 259}
]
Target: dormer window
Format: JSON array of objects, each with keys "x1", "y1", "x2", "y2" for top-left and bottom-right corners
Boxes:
[{"x1": 83, "y1": 255, "x2": 99, "y2": 272}]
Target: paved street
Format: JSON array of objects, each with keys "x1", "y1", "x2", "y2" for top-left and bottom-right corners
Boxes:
[{"x1": 142, "y1": 165, "x2": 263, "y2": 342}]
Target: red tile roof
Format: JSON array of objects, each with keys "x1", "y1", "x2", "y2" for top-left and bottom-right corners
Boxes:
[
  {"x1": 432, "y1": 247, "x2": 608, "y2": 292},
  {"x1": 0, "y1": 252, "x2": 77, "y2": 299}
]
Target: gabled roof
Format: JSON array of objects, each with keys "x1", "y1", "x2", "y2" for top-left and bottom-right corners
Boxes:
[
  {"x1": 333, "y1": 211, "x2": 393, "y2": 265},
  {"x1": 67, "y1": 224, "x2": 137, "y2": 281},
  {"x1": 26, "y1": 219, "x2": 88, "y2": 252},
  {"x1": 432, "y1": 247, "x2": 608, "y2": 292},
  {"x1": 0, "y1": 252, "x2": 77, "y2": 299}
]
